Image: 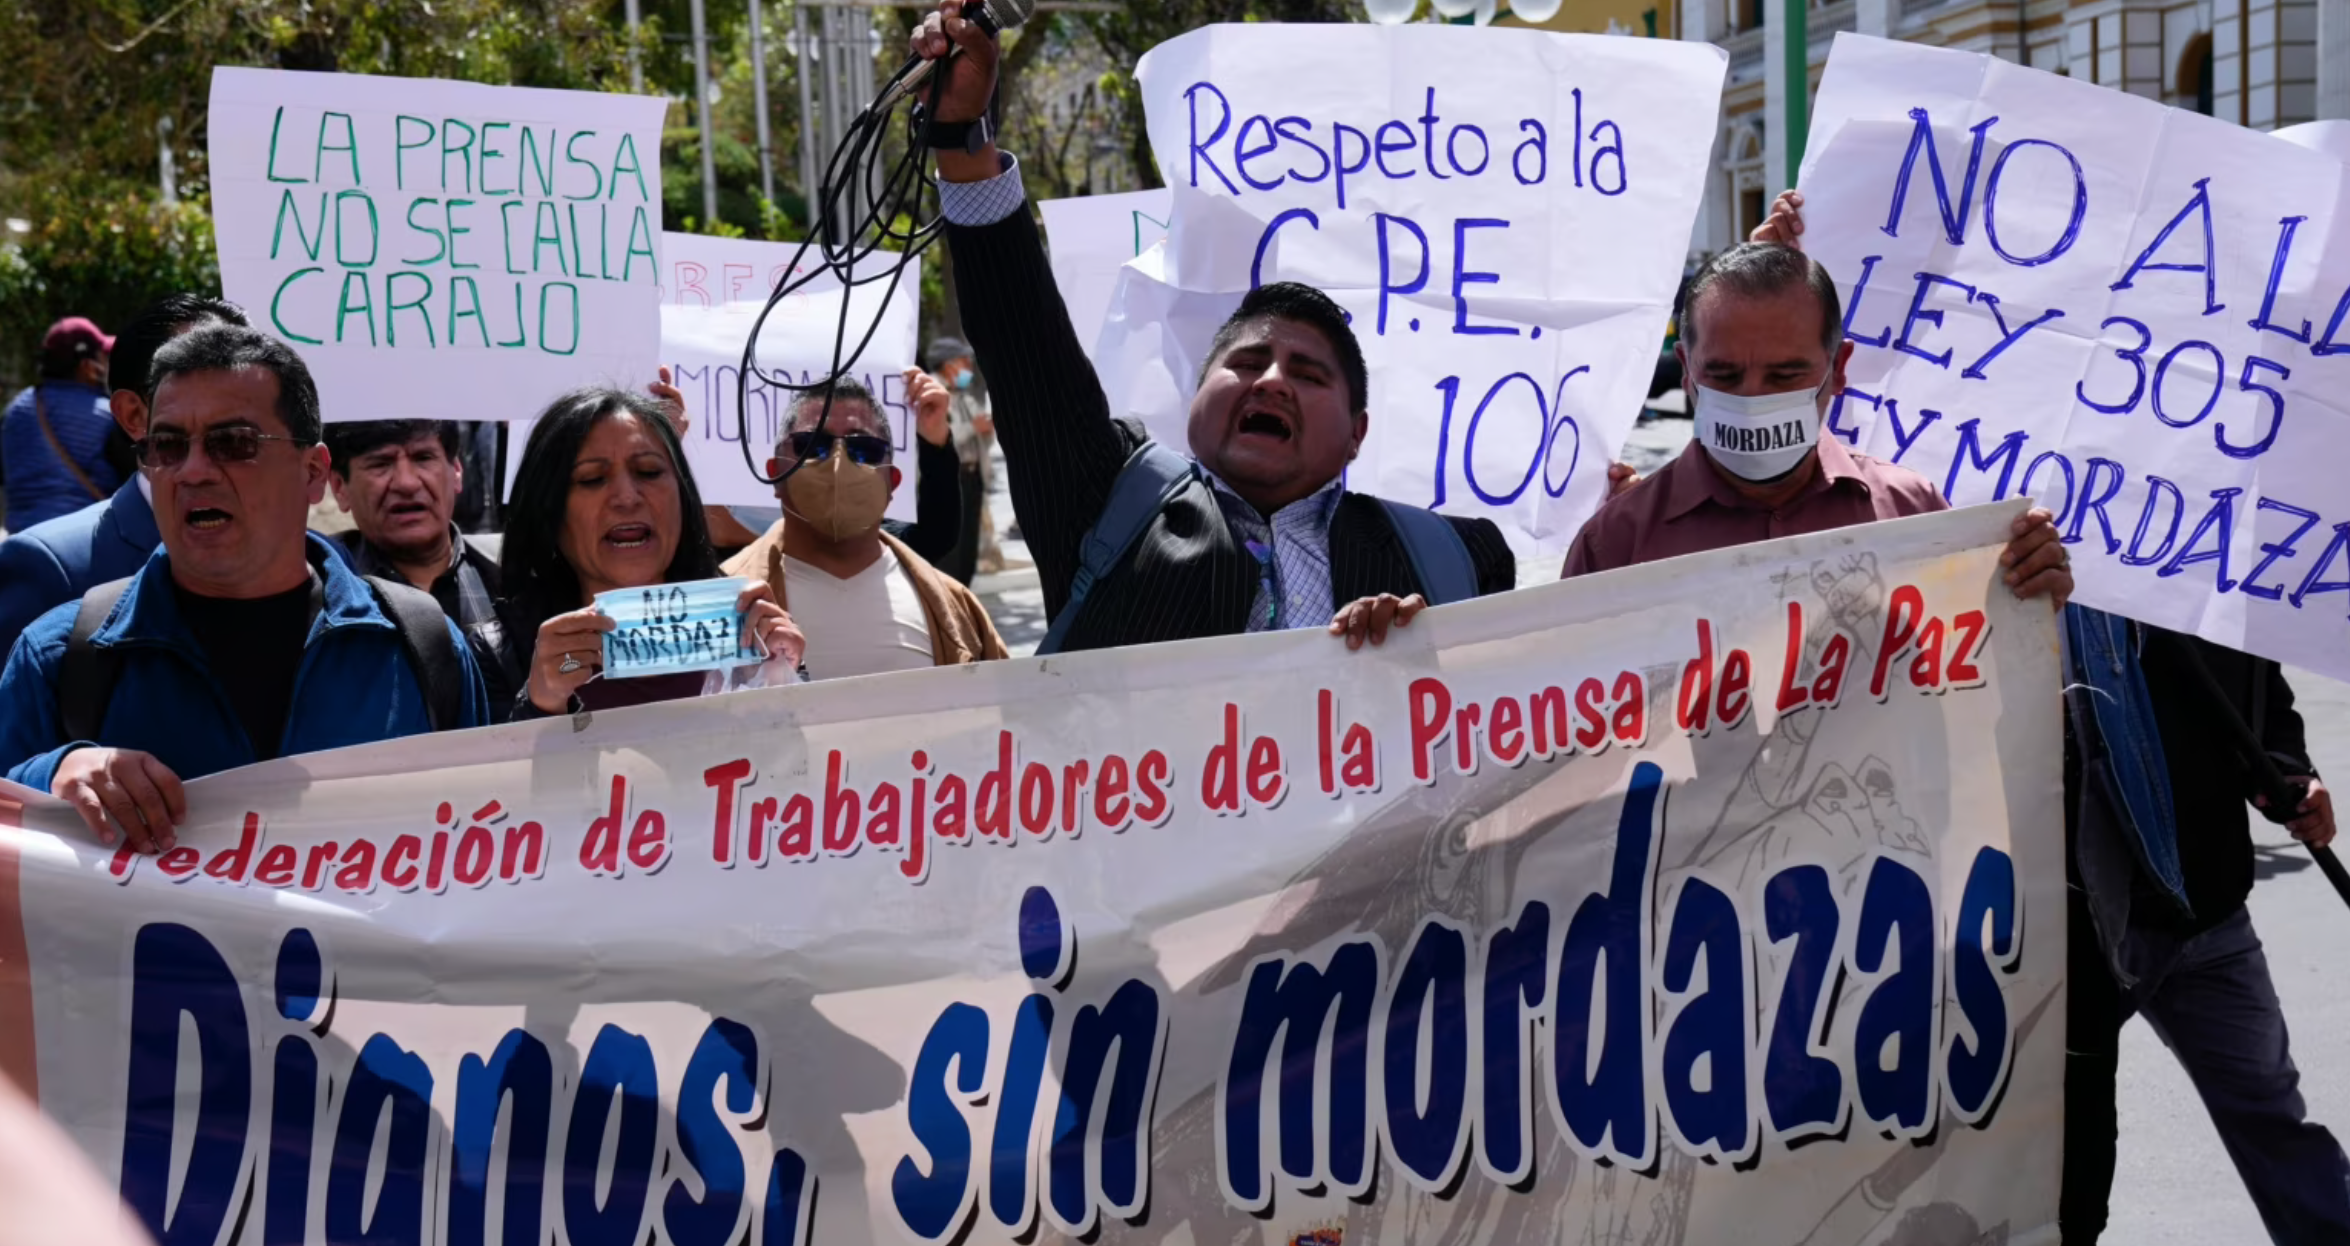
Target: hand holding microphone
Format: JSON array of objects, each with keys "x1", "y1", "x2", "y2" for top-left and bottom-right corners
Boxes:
[{"x1": 908, "y1": 0, "x2": 1011, "y2": 154}]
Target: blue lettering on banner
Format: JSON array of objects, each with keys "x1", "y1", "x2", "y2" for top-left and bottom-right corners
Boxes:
[
  {"x1": 107, "y1": 760, "x2": 2037, "y2": 1236},
  {"x1": 117, "y1": 927, "x2": 817, "y2": 1246}
]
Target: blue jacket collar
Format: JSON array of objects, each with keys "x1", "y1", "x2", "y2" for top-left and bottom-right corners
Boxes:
[
  {"x1": 94, "y1": 532, "x2": 394, "y2": 650},
  {"x1": 104, "y1": 478, "x2": 160, "y2": 553}
]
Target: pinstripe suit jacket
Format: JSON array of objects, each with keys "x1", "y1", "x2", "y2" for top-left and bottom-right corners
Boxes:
[{"x1": 948, "y1": 208, "x2": 1516, "y2": 654}]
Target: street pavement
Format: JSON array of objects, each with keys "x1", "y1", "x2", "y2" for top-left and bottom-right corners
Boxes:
[{"x1": 973, "y1": 416, "x2": 2350, "y2": 1239}]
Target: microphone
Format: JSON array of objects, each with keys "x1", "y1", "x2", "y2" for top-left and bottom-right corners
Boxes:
[{"x1": 873, "y1": 0, "x2": 1037, "y2": 113}]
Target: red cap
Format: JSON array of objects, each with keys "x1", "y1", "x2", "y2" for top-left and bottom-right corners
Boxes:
[{"x1": 41, "y1": 316, "x2": 113, "y2": 361}]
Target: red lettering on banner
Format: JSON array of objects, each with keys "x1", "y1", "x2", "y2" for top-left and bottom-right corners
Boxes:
[
  {"x1": 333, "y1": 840, "x2": 377, "y2": 893},
  {"x1": 157, "y1": 847, "x2": 200, "y2": 879},
  {"x1": 1094, "y1": 756, "x2": 1131, "y2": 831},
  {"x1": 384, "y1": 835, "x2": 424, "y2": 891},
  {"x1": 583, "y1": 776, "x2": 628, "y2": 876},
  {"x1": 1134, "y1": 751, "x2": 1173, "y2": 825},
  {"x1": 1019, "y1": 763, "x2": 1054, "y2": 837},
  {"x1": 976, "y1": 733, "x2": 1015, "y2": 840},
  {"x1": 254, "y1": 845, "x2": 297, "y2": 888},
  {"x1": 777, "y1": 794, "x2": 815, "y2": 859},
  {"x1": 203, "y1": 814, "x2": 261, "y2": 884},
  {"x1": 823, "y1": 752, "x2": 862, "y2": 855},
  {"x1": 626, "y1": 808, "x2": 669, "y2": 873},
  {"x1": 705, "y1": 758, "x2": 755, "y2": 867},
  {"x1": 867, "y1": 782, "x2": 904, "y2": 848},
  {"x1": 1059, "y1": 760, "x2": 1092, "y2": 837}
]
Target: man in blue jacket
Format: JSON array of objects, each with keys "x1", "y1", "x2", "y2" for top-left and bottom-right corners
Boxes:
[
  {"x1": 0, "y1": 323, "x2": 490, "y2": 853},
  {"x1": 2, "y1": 317, "x2": 124, "y2": 532},
  {"x1": 0, "y1": 294, "x2": 248, "y2": 656}
]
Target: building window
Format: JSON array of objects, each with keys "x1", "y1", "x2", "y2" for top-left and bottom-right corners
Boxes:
[
  {"x1": 1741, "y1": 0, "x2": 1765, "y2": 31},
  {"x1": 2178, "y1": 34, "x2": 2215, "y2": 115},
  {"x1": 1739, "y1": 187, "x2": 1768, "y2": 239}
]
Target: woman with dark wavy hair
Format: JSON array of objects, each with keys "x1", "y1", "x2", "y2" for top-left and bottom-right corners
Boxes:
[{"x1": 493, "y1": 386, "x2": 804, "y2": 720}]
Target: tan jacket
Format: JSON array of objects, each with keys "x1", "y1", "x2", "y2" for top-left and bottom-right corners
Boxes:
[{"x1": 721, "y1": 524, "x2": 1009, "y2": 667}]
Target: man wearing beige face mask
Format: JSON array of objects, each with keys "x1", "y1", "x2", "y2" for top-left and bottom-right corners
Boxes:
[{"x1": 721, "y1": 374, "x2": 1007, "y2": 679}]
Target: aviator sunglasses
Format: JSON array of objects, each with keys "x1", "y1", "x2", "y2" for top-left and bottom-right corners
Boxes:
[
  {"x1": 787, "y1": 429, "x2": 892, "y2": 467},
  {"x1": 135, "y1": 425, "x2": 309, "y2": 469}
]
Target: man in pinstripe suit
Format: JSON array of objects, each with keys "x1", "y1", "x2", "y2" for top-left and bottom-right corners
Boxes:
[{"x1": 912, "y1": 5, "x2": 1515, "y2": 656}]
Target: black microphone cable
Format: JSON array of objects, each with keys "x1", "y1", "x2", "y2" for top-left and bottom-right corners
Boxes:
[{"x1": 730, "y1": 35, "x2": 965, "y2": 490}]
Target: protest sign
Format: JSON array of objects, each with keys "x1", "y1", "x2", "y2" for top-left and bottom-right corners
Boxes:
[
  {"x1": 503, "y1": 233, "x2": 922, "y2": 521},
  {"x1": 1086, "y1": 24, "x2": 1724, "y2": 555},
  {"x1": 1038, "y1": 189, "x2": 1174, "y2": 357},
  {"x1": 1799, "y1": 34, "x2": 2350, "y2": 682},
  {"x1": 595, "y1": 578, "x2": 764, "y2": 678},
  {"x1": 1, "y1": 501, "x2": 2064, "y2": 1246},
  {"x1": 208, "y1": 67, "x2": 667, "y2": 423}
]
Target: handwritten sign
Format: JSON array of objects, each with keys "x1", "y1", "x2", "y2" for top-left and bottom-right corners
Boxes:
[
  {"x1": 657, "y1": 234, "x2": 920, "y2": 519},
  {"x1": 501, "y1": 234, "x2": 921, "y2": 521},
  {"x1": 1800, "y1": 33, "x2": 2350, "y2": 682},
  {"x1": 207, "y1": 67, "x2": 666, "y2": 424},
  {"x1": 1089, "y1": 24, "x2": 1725, "y2": 554},
  {"x1": 594, "y1": 576, "x2": 761, "y2": 678},
  {"x1": 1038, "y1": 189, "x2": 1173, "y2": 359}
]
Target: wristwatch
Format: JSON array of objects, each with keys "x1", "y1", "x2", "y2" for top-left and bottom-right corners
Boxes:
[{"x1": 917, "y1": 104, "x2": 992, "y2": 156}]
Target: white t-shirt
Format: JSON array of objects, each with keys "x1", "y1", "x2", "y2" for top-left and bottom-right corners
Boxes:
[{"x1": 784, "y1": 548, "x2": 934, "y2": 680}]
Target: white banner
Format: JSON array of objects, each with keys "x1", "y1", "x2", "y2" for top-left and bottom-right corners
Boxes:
[
  {"x1": 208, "y1": 67, "x2": 667, "y2": 423},
  {"x1": 1089, "y1": 24, "x2": 1725, "y2": 555},
  {"x1": 1037, "y1": 189, "x2": 1173, "y2": 359},
  {"x1": 1800, "y1": 33, "x2": 2350, "y2": 682},
  {"x1": 0, "y1": 502, "x2": 2063, "y2": 1246}
]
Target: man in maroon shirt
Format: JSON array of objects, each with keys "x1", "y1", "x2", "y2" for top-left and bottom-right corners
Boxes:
[{"x1": 1561, "y1": 238, "x2": 2072, "y2": 606}]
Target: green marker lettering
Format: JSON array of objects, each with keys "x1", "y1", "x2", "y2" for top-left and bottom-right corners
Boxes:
[
  {"x1": 266, "y1": 107, "x2": 309, "y2": 183},
  {"x1": 448, "y1": 276, "x2": 490, "y2": 347},
  {"x1": 499, "y1": 283, "x2": 528, "y2": 348},
  {"x1": 386, "y1": 271, "x2": 438, "y2": 347},
  {"x1": 498, "y1": 201, "x2": 526, "y2": 275},
  {"x1": 394, "y1": 116, "x2": 435, "y2": 191},
  {"x1": 270, "y1": 267, "x2": 325, "y2": 344},
  {"x1": 440, "y1": 118, "x2": 477, "y2": 194},
  {"x1": 402, "y1": 198, "x2": 447, "y2": 266},
  {"x1": 622, "y1": 205, "x2": 657, "y2": 283},
  {"x1": 479, "y1": 122, "x2": 512, "y2": 196},
  {"x1": 270, "y1": 189, "x2": 328, "y2": 262},
  {"x1": 446, "y1": 200, "x2": 479, "y2": 270},
  {"x1": 531, "y1": 202, "x2": 569, "y2": 276},
  {"x1": 539, "y1": 282, "x2": 580, "y2": 355},
  {"x1": 333, "y1": 189, "x2": 380, "y2": 268},
  {"x1": 597, "y1": 202, "x2": 613, "y2": 280},
  {"x1": 562, "y1": 130, "x2": 604, "y2": 201},
  {"x1": 519, "y1": 126, "x2": 557, "y2": 197},
  {"x1": 566, "y1": 203, "x2": 589, "y2": 280},
  {"x1": 607, "y1": 132, "x2": 649, "y2": 201},
  {"x1": 335, "y1": 271, "x2": 377, "y2": 345},
  {"x1": 315, "y1": 111, "x2": 361, "y2": 185}
]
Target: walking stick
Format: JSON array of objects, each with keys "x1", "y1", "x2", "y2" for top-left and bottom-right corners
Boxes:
[{"x1": 2159, "y1": 633, "x2": 2350, "y2": 909}]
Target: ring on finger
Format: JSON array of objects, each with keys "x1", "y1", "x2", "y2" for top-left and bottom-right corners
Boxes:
[{"x1": 558, "y1": 653, "x2": 586, "y2": 674}]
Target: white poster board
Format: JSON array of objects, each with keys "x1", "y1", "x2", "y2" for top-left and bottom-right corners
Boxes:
[
  {"x1": 1089, "y1": 24, "x2": 1725, "y2": 555},
  {"x1": 1799, "y1": 33, "x2": 2350, "y2": 682},
  {"x1": 208, "y1": 67, "x2": 667, "y2": 423},
  {"x1": 1038, "y1": 189, "x2": 1173, "y2": 360}
]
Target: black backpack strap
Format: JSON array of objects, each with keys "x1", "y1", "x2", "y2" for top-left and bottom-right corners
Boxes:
[
  {"x1": 364, "y1": 576, "x2": 464, "y2": 733},
  {"x1": 57, "y1": 578, "x2": 133, "y2": 743}
]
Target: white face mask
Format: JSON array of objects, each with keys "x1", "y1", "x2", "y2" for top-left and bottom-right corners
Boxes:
[{"x1": 1692, "y1": 383, "x2": 1824, "y2": 482}]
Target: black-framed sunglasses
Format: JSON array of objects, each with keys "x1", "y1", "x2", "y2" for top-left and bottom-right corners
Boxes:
[
  {"x1": 135, "y1": 426, "x2": 308, "y2": 469},
  {"x1": 787, "y1": 430, "x2": 892, "y2": 467}
]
